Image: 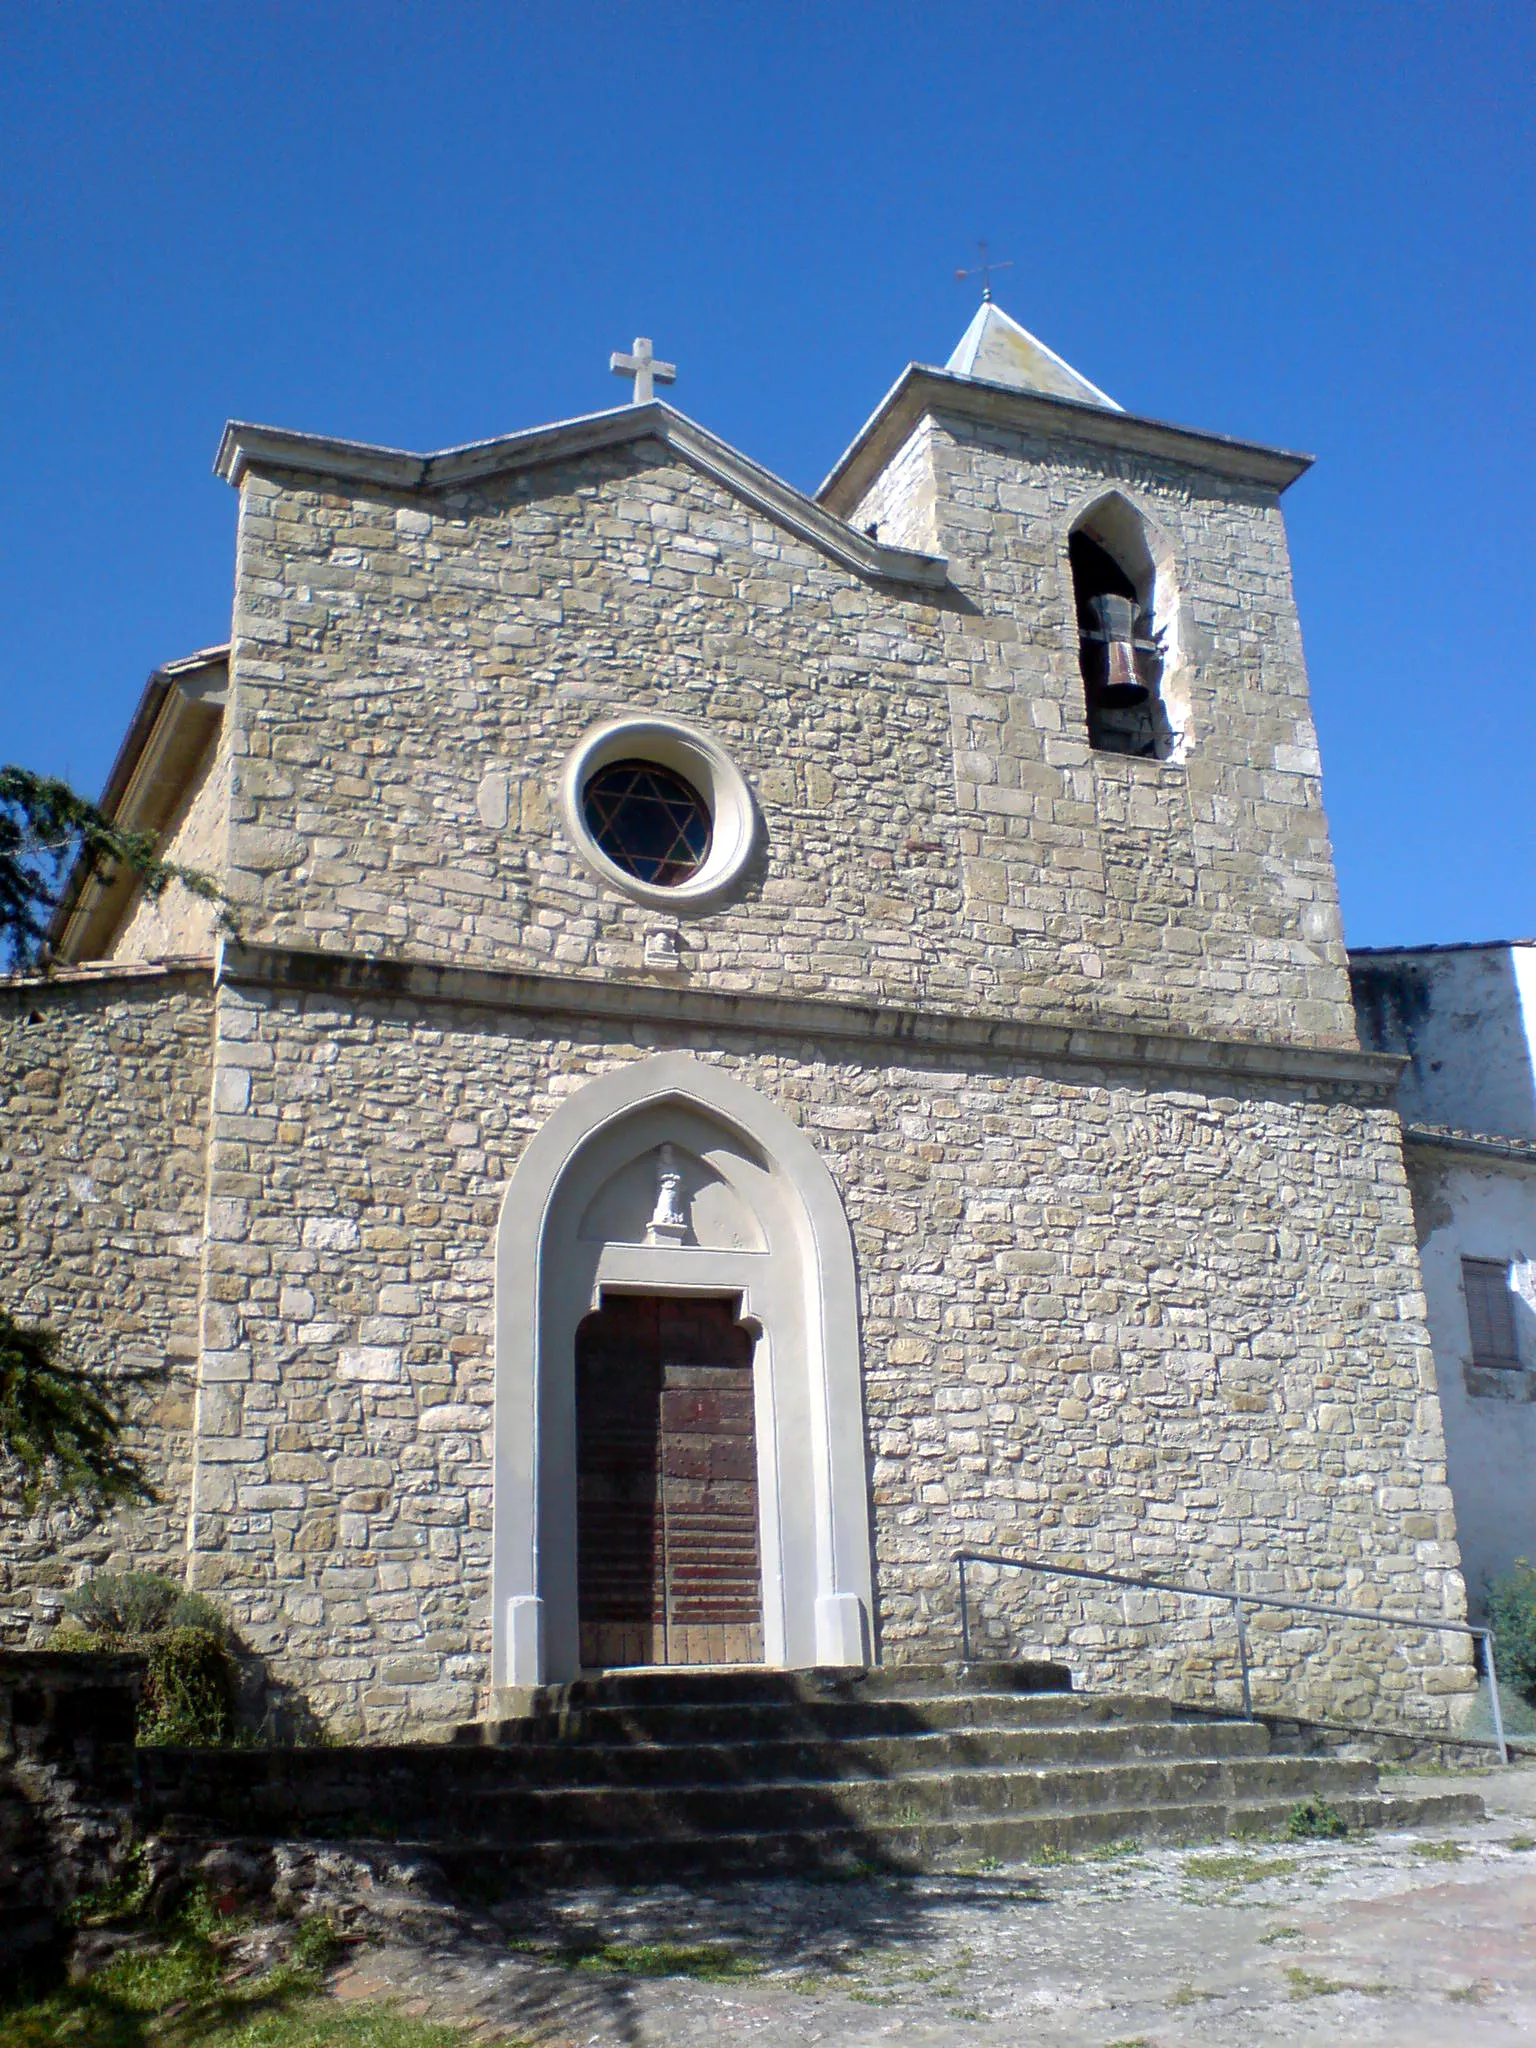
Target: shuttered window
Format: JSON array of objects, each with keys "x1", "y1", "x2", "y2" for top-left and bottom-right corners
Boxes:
[{"x1": 1462, "y1": 1258, "x2": 1520, "y2": 1368}]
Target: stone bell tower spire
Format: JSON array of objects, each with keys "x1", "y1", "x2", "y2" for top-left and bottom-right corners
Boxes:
[{"x1": 945, "y1": 298, "x2": 1122, "y2": 411}]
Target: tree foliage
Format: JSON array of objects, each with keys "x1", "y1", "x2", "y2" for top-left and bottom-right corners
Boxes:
[
  {"x1": 1488, "y1": 1559, "x2": 1536, "y2": 1705},
  {"x1": 0, "y1": 764, "x2": 234, "y2": 971},
  {"x1": 0, "y1": 1308, "x2": 155, "y2": 1510}
]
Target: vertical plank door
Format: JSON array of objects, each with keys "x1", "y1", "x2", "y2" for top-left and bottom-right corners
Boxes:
[{"x1": 575, "y1": 1294, "x2": 763, "y2": 1669}]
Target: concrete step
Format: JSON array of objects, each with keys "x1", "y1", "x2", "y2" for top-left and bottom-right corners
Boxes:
[
  {"x1": 140, "y1": 1748, "x2": 1384, "y2": 1844},
  {"x1": 458, "y1": 1688, "x2": 1180, "y2": 1748},
  {"x1": 129, "y1": 1663, "x2": 1490, "y2": 1884},
  {"x1": 487, "y1": 1660, "x2": 1070, "y2": 1716},
  {"x1": 135, "y1": 1719, "x2": 1278, "y2": 1833},
  {"x1": 169, "y1": 1785, "x2": 1484, "y2": 1885},
  {"x1": 426, "y1": 1719, "x2": 1275, "y2": 1790},
  {"x1": 389, "y1": 1754, "x2": 1384, "y2": 1841}
]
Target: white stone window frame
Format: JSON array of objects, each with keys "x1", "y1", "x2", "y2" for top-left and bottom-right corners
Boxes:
[{"x1": 559, "y1": 716, "x2": 760, "y2": 912}]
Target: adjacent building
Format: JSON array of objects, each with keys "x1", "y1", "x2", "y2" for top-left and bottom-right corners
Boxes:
[{"x1": 1351, "y1": 942, "x2": 1536, "y2": 1613}]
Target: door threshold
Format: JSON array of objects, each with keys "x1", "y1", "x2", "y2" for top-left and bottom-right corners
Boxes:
[{"x1": 580, "y1": 1662, "x2": 768, "y2": 1675}]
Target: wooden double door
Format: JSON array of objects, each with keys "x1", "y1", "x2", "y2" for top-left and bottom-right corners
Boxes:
[{"x1": 575, "y1": 1293, "x2": 764, "y2": 1669}]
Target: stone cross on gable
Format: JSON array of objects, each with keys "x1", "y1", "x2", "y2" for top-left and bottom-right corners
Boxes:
[{"x1": 610, "y1": 335, "x2": 676, "y2": 404}]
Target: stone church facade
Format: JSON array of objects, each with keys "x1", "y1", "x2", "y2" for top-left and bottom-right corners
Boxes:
[{"x1": 0, "y1": 304, "x2": 1473, "y2": 1736}]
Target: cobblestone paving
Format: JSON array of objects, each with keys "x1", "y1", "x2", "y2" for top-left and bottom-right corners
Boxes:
[{"x1": 325, "y1": 1766, "x2": 1536, "y2": 2046}]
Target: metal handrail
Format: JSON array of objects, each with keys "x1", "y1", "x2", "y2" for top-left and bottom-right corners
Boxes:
[{"x1": 955, "y1": 1549, "x2": 1509, "y2": 1765}]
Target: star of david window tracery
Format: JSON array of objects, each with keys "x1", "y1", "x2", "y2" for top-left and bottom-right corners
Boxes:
[{"x1": 581, "y1": 759, "x2": 713, "y2": 887}]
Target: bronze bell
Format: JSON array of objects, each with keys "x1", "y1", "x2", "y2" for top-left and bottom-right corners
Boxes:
[{"x1": 1082, "y1": 590, "x2": 1150, "y2": 707}]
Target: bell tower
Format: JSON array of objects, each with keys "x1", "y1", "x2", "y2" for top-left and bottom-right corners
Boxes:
[{"x1": 818, "y1": 300, "x2": 1355, "y2": 1050}]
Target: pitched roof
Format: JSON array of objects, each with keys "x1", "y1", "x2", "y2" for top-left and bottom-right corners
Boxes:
[
  {"x1": 945, "y1": 299, "x2": 1122, "y2": 411},
  {"x1": 215, "y1": 401, "x2": 949, "y2": 591},
  {"x1": 817, "y1": 364, "x2": 1314, "y2": 517},
  {"x1": 50, "y1": 646, "x2": 229, "y2": 963}
]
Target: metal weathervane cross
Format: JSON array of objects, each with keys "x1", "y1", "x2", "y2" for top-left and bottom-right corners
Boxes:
[
  {"x1": 955, "y1": 240, "x2": 1013, "y2": 303},
  {"x1": 610, "y1": 335, "x2": 677, "y2": 404}
]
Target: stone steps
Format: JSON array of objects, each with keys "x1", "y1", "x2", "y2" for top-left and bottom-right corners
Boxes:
[
  {"x1": 489, "y1": 1659, "x2": 1070, "y2": 1712},
  {"x1": 325, "y1": 1754, "x2": 1386, "y2": 1840},
  {"x1": 161, "y1": 1779, "x2": 1488, "y2": 1888},
  {"x1": 468, "y1": 1688, "x2": 1179, "y2": 1748},
  {"x1": 131, "y1": 1662, "x2": 1485, "y2": 1882},
  {"x1": 383, "y1": 1719, "x2": 1279, "y2": 1790}
]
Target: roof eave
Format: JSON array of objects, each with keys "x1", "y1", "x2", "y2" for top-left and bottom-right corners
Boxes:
[
  {"x1": 215, "y1": 404, "x2": 950, "y2": 591},
  {"x1": 50, "y1": 647, "x2": 229, "y2": 963},
  {"x1": 816, "y1": 364, "x2": 1314, "y2": 513}
]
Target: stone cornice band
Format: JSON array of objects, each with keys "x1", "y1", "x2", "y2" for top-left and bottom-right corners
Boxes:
[
  {"x1": 190, "y1": 941, "x2": 1403, "y2": 1096},
  {"x1": 4, "y1": 944, "x2": 1407, "y2": 1096}
]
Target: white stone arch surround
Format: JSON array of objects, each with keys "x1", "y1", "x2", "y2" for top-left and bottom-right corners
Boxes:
[{"x1": 491, "y1": 1053, "x2": 873, "y2": 1687}]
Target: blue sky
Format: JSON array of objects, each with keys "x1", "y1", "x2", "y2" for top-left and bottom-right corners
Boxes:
[{"x1": 1, "y1": 2, "x2": 1529, "y2": 947}]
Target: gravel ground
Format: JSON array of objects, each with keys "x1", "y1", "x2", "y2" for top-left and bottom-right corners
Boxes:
[{"x1": 327, "y1": 1764, "x2": 1536, "y2": 2047}]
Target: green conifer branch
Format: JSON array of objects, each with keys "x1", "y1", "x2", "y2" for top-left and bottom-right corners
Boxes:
[
  {"x1": 0, "y1": 764, "x2": 238, "y2": 971},
  {"x1": 0, "y1": 1307, "x2": 156, "y2": 1509}
]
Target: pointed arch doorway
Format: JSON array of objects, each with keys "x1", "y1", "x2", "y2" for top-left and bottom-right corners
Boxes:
[{"x1": 492, "y1": 1055, "x2": 874, "y2": 1690}]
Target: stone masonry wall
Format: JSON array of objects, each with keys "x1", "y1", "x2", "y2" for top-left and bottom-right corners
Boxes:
[
  {"x1": 219, "y1": 427, "x2": 1355, "y2": 1046},
  {"x1": 0, "y1": 970, "x2": 212, "y2": 1641},
  {"x1": 849, "y1": 416, "x2": 939, "y2": 554},
  {"x1": 111, "y1": 729, "x2": 230, "y2": 963},
  {"x1": 188, "y1": 977, "x2": 1466, "y2": 1738}
]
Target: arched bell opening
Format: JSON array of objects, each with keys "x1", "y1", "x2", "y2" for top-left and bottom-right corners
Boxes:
[{"x1": 1068, "y1": 494, "x2": 1184, "y2": 761}]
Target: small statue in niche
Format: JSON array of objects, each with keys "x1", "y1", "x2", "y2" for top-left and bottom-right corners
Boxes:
[
  {"x1": 646, "y1": 1143, "x2": 690, "y2": 1244},
  {"x1": 644, "y1": 924, "x2": 684, "y2": 969}
]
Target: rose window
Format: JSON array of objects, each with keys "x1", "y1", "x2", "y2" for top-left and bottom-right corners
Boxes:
[{"x1": 580, "y1": 759, "x2": 713, "y2": 887}]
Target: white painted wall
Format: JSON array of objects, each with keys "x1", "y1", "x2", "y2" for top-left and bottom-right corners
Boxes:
[
  {"x1": 1352, "y1": 943, "x2": 1536, "y2": 1617},
  {"x1": 1351, "y1": 943, "x2": 1536, "y2": 1140},
  {"x1": 1411, "y1": 1155, "x2": 1536, "y2": 1616}
]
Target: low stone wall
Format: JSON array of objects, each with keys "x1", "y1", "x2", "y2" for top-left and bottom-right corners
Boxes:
[{"x1": 0, "y1": 1651, "x2": 143, "y2": 1989}]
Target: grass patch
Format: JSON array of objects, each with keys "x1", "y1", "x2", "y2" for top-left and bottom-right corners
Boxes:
[
  {"x1": 1257, "y1": 1925, "x2": 1303, "y2": 1945},
  {"x1": 785, "y1": 1964, "x2": 854, "y2": 1996},
  {"x1": 1413, "y1": 1839, "x2": 1465, "y2": 1862},
  {"x1": 509, "y1": 1939, "x2": 759, "y2": 1983},
  {"x1": 1184, "y1": 1852, "x2": 1297, "y2": 1887},
  {"x1": 2, "y1": 2003, "x2": 475, "y2": 2048},
  {"x1": 1509, "y1": 1834, "x2": 1536, "y2": 1852},
  {"x1": 1447, "y1": 1980, "x2": 1493, "y2": 2004},
  {"x1": 0, "y1": 1894, "x2": 483, "y2": 2048},
  {"x1": 1083, "y1": 1839, "x2": 1142, "y2": 1864},
  {"x1": 1286, "y1": 1797, "x2": 1349, "y2": 1841},
  {"x1": 870, "y1": 1943, "x2": 971, "y2": 2000},
  {"x1": 65, "y1": 1849, "x2": 156, "y2": 1930},
  {"x1": 1284, "y1": 1965, "x2": 1350, "y2": 2000},
  {"x1": 1166, "y1": 1984, "x2": 1219, "y2": 2006},
  {"x1": 1284, "y1": 1964, "x2": 1391, "y2": 2001}
]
